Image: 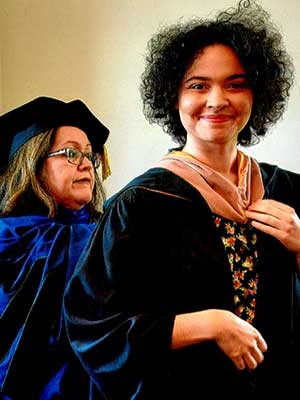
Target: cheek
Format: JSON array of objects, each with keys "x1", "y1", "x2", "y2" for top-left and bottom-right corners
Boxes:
[
  {"x1": 236, "y1": 99, "x2": 253, "y2": 132},
  {"x1": 47, "y1": 177, "x2": 68, "y2": 203},
  {"x1": 234, "y1": 93, "x2": 252, "y2": 117},
  {"x1": 242, "y1": 94, "x2": 253, "y2": 115},
  {"x1": 241, "y1": 101, "x2": 253, "y2": 120},
  {"x1": 91, "y1": 170, "x2": 96, "y2": 187},
  {"x1": 178, "y1": 95, "x2": 197, "y2": 114},
  {"x1": 178, "y1": 96, "x2": 202, "y2": 117},
  {"x1": 42, "y1": 162, "x2": 71, "y2": 195}
]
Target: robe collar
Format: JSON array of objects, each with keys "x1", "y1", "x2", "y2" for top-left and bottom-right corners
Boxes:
[{"x1": 156, "y1": 150, "x2": 264, "y2": 223}]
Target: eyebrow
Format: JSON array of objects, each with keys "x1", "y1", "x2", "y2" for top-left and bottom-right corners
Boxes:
[
  {"x1": 184, "y1": 74, "x2": 248, "y2": 83},
  {"x1": 60, "y1": 141, "x2": 92, "y2": 149}
]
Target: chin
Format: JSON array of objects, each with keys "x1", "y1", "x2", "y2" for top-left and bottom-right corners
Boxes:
[
  {"x1": 78, "y1": 199, "x2": 92, "y2": 208},
  {"x1": 65, "y1": 198, "x2": 91, "y2": 210}
]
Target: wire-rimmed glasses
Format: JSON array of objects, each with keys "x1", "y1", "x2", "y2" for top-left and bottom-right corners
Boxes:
[{"x1": 47, "y1": 147, "x2": 101, "y2": 168}]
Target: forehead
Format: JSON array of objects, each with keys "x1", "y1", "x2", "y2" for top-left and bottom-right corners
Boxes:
[
  {"x1": 186, "y1": 44, "x2": 246, "y2": 76},
  {"x1": 53, "y1": 126, "x2": 91, "y2": 146}
]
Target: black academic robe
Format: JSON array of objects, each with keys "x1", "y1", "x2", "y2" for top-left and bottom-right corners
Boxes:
[
  {"x1": 0, "y1": 208, "x2": 95, "y2": 399},
  {"x1": 64, "y1": 163, "x2": 300, "y2": 399}
]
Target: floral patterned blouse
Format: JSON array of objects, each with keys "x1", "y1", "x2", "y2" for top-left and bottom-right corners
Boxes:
[{"x1": 213, "y1": 215, "x2": 259, "y2": 323}]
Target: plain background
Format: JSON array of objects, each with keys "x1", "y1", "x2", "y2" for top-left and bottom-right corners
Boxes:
[{"x1": 1, "y1": 0, "x2": 299, "y2": 197}]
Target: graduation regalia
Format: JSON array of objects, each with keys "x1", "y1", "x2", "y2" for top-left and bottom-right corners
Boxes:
[
  {"x1": 0, "y1": 95, "x2": 110, "y2": 399},
  {"x1": 64, "y1": 163, "x2": 300, "y2": 399},
  {"x1": 0, "y1": 208, "x2": 95, "y2": 399}
]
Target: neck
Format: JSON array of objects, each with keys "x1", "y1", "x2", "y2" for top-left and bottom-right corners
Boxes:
[{"x1": 181, "y1": 145, "x2": 238, "y2": 184}]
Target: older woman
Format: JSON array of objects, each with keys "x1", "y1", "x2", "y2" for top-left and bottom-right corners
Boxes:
[{"x1": 0, "y1": 96, "x2": 110, "y2": 399}]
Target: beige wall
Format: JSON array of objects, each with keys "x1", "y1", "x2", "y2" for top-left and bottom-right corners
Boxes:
[
  {"x1": 1, "y1": 0, "x2": 300, "y2": 197},
  {"x1": 0, "y1": 33, "x2": 2, "y2": 111}
]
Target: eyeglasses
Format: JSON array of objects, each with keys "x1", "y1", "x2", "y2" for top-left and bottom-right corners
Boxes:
[{"x1": 47, "y1": 147, "x2": 101, "y2": 168}]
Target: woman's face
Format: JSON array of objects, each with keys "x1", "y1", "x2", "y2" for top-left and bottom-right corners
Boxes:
[
  {"x1": 177, "y1": 44, "x2": 253, "y2": 148},
  {"x1": 41, "y1": 126, "x2": 95, "y2": 210}
]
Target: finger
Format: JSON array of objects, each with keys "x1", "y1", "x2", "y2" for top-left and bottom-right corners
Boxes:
[
  {"x1": 249, "y1": 199, "x2": 294, "y2": 213},
  {"x1": 246, "y1": 212, "x2": 285, "y2": 235},
  {"x1": 243, "y1": 352, "x2": 258, "y2": 370},
  {"x1": 246, "y1": 208, "x2": 298, "y2": 232},
  {"x1": 251, "y1": 342, "x2": 265, "y2": 364},
  {"x1": 245, "y1": 210, "x2": 281, "y2": 226},
  {"x1": 256, "y1": 335, "x2": 268, "y2": 353},
  {"x1": 249, "y1": 219, "x2": 282, "y2": 237},
  {"x1": 233, "y1": 356, "x2": 246, "y2": 370},
  {"x1": 246, "y1": 205, "x2": 290, "y2": 223},
  {"x1": 250, "y1": 217, "x2": 297, "y2": 240}
]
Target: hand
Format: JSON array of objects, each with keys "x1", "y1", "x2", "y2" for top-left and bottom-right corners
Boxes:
[
  {"x1": 245, "y1": 199, "x2": 300, "y2": 254},
  {"x1": 172, "y1": 309, "x2": 267, "y2": 370},
  {"x1": 214, "y1": 310, "x2": 267, "y2": 370}
]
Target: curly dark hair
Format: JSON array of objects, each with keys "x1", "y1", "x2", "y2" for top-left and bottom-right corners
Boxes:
[{"x1": 140, "y1": 0, "x2": 294, "y2": 146}]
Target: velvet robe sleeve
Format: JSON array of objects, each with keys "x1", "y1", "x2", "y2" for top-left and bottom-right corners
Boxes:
[
  {"x1": 64, "y1": 185, "x2": 178, "y2": 399},
  {"x1": 0, "y1": 215, "x2": 95, "y2": 399}
]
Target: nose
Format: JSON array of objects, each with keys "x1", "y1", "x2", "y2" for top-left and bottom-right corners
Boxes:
[
  {"x1": 206, "y1": 86, "x2": 229, "y2": 111},
  {"x1": 79, "y1": 155, "x2": 93, "y2": 170}
]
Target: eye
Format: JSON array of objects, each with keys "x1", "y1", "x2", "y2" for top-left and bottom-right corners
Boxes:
[
  {"x1": 66, "y1": 148, "x2": 79, "y2": 159},
  {"x1": 226, "y1": 81, "x2": 250, "y2": 90},
  {"x1": 90, "y1": 152, "x2": 101, "y2": 168},
  {"x1": 190, "y1": 83, "x2": 207, "y2": 90},
  {"x1": 86, "y1": 153, "x2": 94, "y2": 162}
]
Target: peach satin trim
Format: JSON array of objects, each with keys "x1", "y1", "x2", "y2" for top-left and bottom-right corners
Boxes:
[{"x1": 155, "y1": 150, "x2": 265, "y2": 224}]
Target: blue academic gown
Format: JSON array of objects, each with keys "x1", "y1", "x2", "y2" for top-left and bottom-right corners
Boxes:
[{"x1": 0, "y1": 207, "x2": 95, "y2": 399}]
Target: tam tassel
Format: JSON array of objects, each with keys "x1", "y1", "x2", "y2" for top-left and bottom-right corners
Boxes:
[{"x1": 101, "y1": 144, "x2": 111, "y2": 180}]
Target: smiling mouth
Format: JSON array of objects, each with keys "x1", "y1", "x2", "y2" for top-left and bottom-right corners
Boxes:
[{"x1": 201, "y1": 115, "x2": 232, "y2": 123}]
